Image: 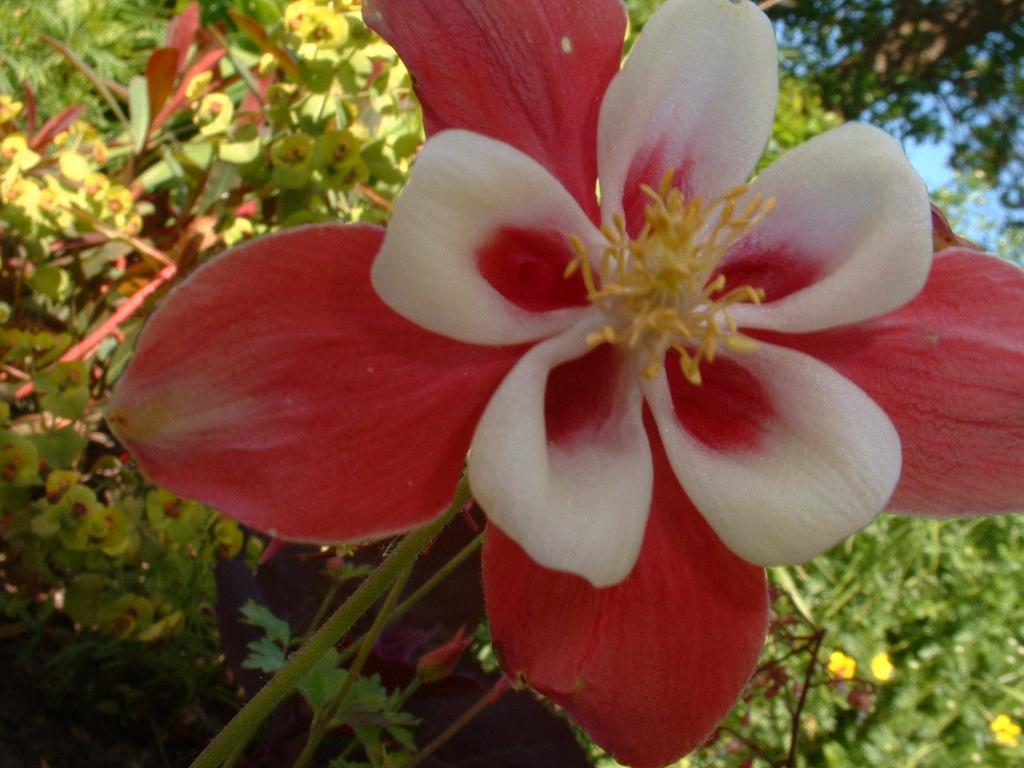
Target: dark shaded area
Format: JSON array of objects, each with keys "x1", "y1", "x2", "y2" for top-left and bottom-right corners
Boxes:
[{"x1": 0, "y1": 632, "x2": 231, "y2": 768}]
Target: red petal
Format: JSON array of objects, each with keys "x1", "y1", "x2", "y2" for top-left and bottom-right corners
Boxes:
[
  {"x1": 665, "y1": 350, "x2": 776, "y2": 451},
  {"x1": 718, "y1": 239, "x2": 822, "y2": 304},
  {"x1": 483, "y1": 416, "x2": 768, "y2": 768},
  {"x1": 544, "y1": 342, "x2": 625, "y2": 445},
  {"x1": 109, "y1": 225, "x2": 523, "y2": 542},
  {"x1": 363, "y1": 0, "x2": 626, "y2": 220},
  {"x1": 775, "y1": 248, "x2": 1024, "y2": 517},
  {"x1": 477, "y1": 226, "x2": 589, "y2": 313}
]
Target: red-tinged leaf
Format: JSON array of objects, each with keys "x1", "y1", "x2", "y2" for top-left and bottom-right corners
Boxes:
[
  {"x1": 228, "y1": 9, "x2": 271, "y2": 47},
  {"x1": 166, "y1": 1, "x2": 201, "y2": 72},
  {"x1": 30, "y1": 104, "x2": 86, "y2": 151},
  {"x1": 151, "y1": 47, "x2": 226, "y2": 131},
  {"x1": 228, "y1": 9, "x2": 300, "y2": 81},
  {"x1": 20, "y1": 80, "x2": 37, "y2": 136},
  {"x1": 146, "y1": 48, "x2": 179, "y2": 116},
  {"x1": 234, "y1": 199, "x2": 259, "y2": 218}
]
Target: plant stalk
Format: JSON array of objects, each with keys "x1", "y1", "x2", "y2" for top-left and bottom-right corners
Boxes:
[{"x1": 188, "y1": 476, "x2": 470, "y2": 768}]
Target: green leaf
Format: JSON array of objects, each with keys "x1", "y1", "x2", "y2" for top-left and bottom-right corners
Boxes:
[
  {"x1": 0, "y1": 431, "x2": 40, "y2": 485},
  {"x1": 297, "y1": 648, "x2": 347, "y2": 713},
  {"x1": 35, "y1": 361, "x2": 90, "y2": 420},
  {"x1": 354, "y1": 724, "x2": 383, "y2": 767},
  {"x1": 28, "y1": 265, "x2": 72, "y2": 302},
  {"x1": 239, "y1": 599, "x2": 291, "y2": 646},
  {"x1": 29, "y1": 430, "x2": 84, "y2": 479},
  {"x1": 242, "y1": 637, "x2": 286, "y2": 673},
  {"x1": 128, "y1": 75, "x2": 151, "y2": 154},
  {"x1": 218, "y1": 123, "x2": 261, "y2": 165}
]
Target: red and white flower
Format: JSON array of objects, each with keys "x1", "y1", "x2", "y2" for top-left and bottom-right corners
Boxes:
[{"x1": 108, "y1": 0, "x2": 1024, "y2": 765}]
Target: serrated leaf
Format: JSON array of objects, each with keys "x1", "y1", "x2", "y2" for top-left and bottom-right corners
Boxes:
[
  {"x1": 239, "y1": 599, "x2": 291, "y2": 646},
  {"x1": 242, "y1": 637, "x2": 286, "y2": 673},
  {"x1": 297, "y1": 647, "x2": 347, "y2": 713}
]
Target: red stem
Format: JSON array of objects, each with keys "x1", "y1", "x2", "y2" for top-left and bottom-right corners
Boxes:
[{"x1": 14, "y1": 263, "x2": 177, "y2": 399}]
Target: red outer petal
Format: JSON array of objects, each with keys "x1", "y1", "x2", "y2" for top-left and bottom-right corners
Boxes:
[
  {"x1": 774, "y1": 248, "x2": 1024, "y2": 517},
  {"x1": 109, "y1": 225, "x2": 522, "y2": 542},
  {"x1": 483, "y1": 416, "x2": 768, "y2": 768},
  {"x1": 363, "y1": 0, "x2": 625, "y2": 220}
]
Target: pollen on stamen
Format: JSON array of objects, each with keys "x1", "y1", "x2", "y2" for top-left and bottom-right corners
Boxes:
[{"x1": 567, "y1": 171, "x2": 773, "y2": 384}]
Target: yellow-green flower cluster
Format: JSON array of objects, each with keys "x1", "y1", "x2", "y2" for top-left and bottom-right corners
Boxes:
[
  {"x1": 0, "y1": 112, "x2": 141, "y2": 238},
  {"x1": 284, "y1": 0, "x2": 358, "y2": 54}
]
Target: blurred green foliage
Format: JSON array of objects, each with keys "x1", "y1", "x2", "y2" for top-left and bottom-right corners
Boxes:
[{"x1": 0, "y1": 0, "x2": 172, "y2": 130}]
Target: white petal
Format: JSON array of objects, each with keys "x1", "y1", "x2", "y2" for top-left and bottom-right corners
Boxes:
[
  {"x1": 372, "y1": 130, "x2": 600, "y2": 345},
  {"x1": 469, "y1": 316, "x2": 652, "y2": 587},
  {"x1": 729, "y1": 123, "x2": 932, "y2": 333},
  {"x1": 598, "y1": 0, "x2": 777, "y2": 218},
  {"x1": 645, "y1": 342, "x2": 901, "y2": 565}
]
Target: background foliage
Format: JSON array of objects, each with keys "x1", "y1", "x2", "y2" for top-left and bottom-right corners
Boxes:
[{"x1": 1, "y1": 1, "x2": 1022, "y2": 766}]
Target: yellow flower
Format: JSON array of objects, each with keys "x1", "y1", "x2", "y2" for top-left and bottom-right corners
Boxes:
[
  {"x1": 991, "y1": 714, "x2": 1022, "y2": 747},
  {"x1": 194, "y1": 93, "x2": 234, "y2": 136},
  {"x1": 870, "y1": 651, "x2": 894, "y2": 682},
  {"x1": 0, "y1": 95, "x2": 23, "y2": 125},
  {"x1": 59, "y1": 151, "x2": 92, "y2": 182},
  {"x1": 83, "y1": 172, "x2": 110, "y2": 199},
  {"x1": 3, "y1": 176, "x2": 40, "y2": 209},
  {"x1": 92, "y1": 139, "x2": 109, "y2": 165},
  {"x1": 1, "y1": 134, "x2": 40, "y2": 170},
  {"x1": 285, "y1": 0, "x2": 349, "y2": 48},
  {"x1": 185, "y1": 71, "x2": 214, "y2": 101},
  {"x1": 827, "y1": 650, "x2": 857, "y2": 680}
]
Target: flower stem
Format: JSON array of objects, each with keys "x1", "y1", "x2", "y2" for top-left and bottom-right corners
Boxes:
[
  {"x1": 188, "y1": 476, "x2": 471, "y2": 768},
  {"x1": 404, "y1": 677, "x2": 512, "y2": 768},
  {"x1": 292, "y1": 562, "x2": 414, "y2": 768},
  {"x1": 336, "y1": 529, "x2": 484, "y2": 666}
]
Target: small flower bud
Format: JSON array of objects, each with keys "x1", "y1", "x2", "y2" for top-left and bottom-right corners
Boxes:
[{"x1": 416, "y1": 626, "x2": 472, "y2": 682}]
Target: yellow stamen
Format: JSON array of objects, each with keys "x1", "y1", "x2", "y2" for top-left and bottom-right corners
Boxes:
[{"x1": 569, "y1": 171, "x2": 773, "y2": 383}]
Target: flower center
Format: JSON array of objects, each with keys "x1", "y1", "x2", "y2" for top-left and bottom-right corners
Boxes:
[{"x1": 566, "y1": 174, "x2": 774, "y2": 384}]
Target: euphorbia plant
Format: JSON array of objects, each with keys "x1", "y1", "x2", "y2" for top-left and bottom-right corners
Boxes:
[{"x1": 108, "y1": 0, "x2": 1024, "y2": 765}]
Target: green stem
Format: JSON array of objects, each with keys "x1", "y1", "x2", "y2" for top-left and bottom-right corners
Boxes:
[
  {"x1": 337, "y1": 530, "x2": 484, "y2": 666},
  {"x1": 303, "y1": 577, "x2": 343, "y2": 638},
  {"x1": 292, "y1": 564, "x2": 414, "y2": 768},
  {"x1": 189, "y1": 476, "x2": 471, "y2": 768},
  {"x1": 404, "y1": 677, "x2": 511, "y2": 768}
]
